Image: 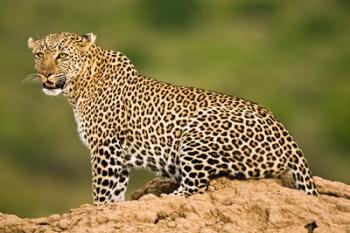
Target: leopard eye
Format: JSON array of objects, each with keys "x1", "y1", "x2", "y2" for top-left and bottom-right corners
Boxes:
[
  {"x1": 57, "y1": 52, "x2": 69, "y2": 60},
  {"x1": 35, "y1": 52, "x2": 44, "y2": 59}
]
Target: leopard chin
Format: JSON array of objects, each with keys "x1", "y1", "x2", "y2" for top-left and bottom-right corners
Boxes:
[{"x1": 42, "y1": 88, "x2": 63, "y2": 96}]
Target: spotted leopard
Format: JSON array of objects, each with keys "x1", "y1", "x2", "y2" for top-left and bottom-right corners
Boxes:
[{"x1": 27, "y1": 32, "x2": 318, "y2": 204}]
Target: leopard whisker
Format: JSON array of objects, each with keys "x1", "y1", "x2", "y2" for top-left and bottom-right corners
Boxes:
[{"x1": 23, "y1": 74, "x2": 41, "y2": 84}]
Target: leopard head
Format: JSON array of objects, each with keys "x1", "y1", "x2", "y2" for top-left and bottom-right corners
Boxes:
[{"x1": 27, "y1": 32, "x2": 96, "y2": 96}]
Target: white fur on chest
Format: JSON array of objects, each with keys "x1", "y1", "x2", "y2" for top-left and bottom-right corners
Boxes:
[{"x1": 73, "y1": 110, "x2": 90, "y2": 150}]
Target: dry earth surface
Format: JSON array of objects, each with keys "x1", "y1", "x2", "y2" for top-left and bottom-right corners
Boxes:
[{"x1": 1, "y1": 175, "x2": 350, "y2": 233}]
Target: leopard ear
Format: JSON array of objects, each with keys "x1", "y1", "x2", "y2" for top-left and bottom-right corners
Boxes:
[
  {"x1": 28, "y1": 37, "x2": 39, "y2": 50},
  {"x1": 80, "y1": 33, "x2": 96, "y2": 51}
]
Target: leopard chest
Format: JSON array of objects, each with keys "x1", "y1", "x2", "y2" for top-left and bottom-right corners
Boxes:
[{"x1": 73, "y1": 110, "x2": 90, "y2": 149}]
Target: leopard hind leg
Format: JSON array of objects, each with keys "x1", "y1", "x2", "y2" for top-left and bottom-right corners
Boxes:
[{"x1": 288, "y1": 149, "x2": 318, "y2": 196}]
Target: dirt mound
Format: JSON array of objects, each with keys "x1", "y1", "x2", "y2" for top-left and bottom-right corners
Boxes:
[{"x1": 1, "y1": 176, "x2": 350, "y2": 233}]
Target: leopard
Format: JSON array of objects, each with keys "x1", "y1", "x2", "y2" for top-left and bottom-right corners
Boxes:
[{"x1": 27, "y1": 32, "x2": 319, "y2": 204}]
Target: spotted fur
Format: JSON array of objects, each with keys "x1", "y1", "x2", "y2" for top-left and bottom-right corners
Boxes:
[{"x1": 27, "y1": 32, "x2": 318, "y2": 204}]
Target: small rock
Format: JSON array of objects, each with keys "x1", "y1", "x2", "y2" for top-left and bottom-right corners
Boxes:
[
  {"x1": 48, "y1": 214, "x2": 61, "y2": 222},
  {"x1": 96, "y1": 215, "x2": 109, "y2": 224},
  {"x1": 139, "y1": 194, "x2": 158, "y2": 201},
  {"x1": 57, "y1": 219, "x2": 70, "y2": 230},
  {"x1": 200, "y1": 228, "x2": 217, "y2": 233},
  {"x1": 167, "y1": 221, "x2": 177, "y2": 228}
]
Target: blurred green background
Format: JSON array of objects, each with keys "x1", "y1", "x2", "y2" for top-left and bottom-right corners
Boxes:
[{"x1": 0, "y1": 0, "x2": 349, "y2": 218}]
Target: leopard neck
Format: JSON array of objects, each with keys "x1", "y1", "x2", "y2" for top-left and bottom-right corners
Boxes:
[{"x1": 64, "y1": 45, "x2": 138, "y2": 111}]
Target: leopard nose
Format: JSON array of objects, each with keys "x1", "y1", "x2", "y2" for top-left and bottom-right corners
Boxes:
[{"x1": 41, "y1": 70, "x2": 54, "y2": 77}]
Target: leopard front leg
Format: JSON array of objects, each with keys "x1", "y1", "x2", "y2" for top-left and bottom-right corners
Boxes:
[{"x1": 91, "y1": 147, "x2": 130, "y2": 204}]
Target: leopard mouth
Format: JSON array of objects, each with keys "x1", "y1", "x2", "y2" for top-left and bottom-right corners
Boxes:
[
  {"x1": 42, "y1": 78, "x2": 66, "y2": 90},
  {"x1": 41, "y1": 74, "x2": 67, "y2": 96}
]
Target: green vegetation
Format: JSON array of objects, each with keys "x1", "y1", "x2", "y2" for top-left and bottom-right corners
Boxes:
[{"x1": 0, "y1": 0, "x2": 349, "y2": 217}]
